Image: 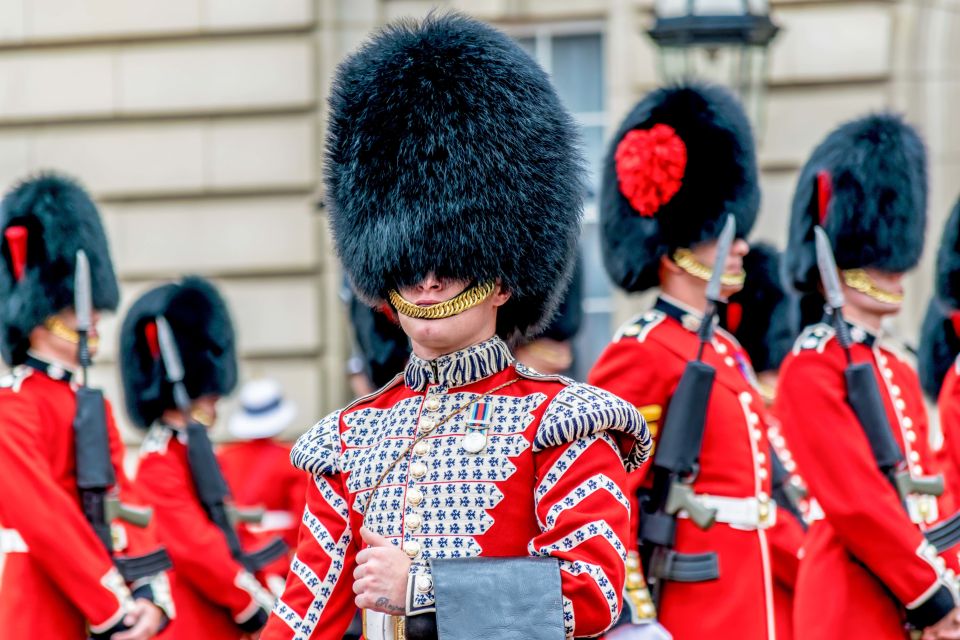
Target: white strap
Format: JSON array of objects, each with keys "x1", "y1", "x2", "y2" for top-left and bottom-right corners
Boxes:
[
  {"x1": 0, "y1": 528, "x2": 27, "y2": 553},
  {"x1": 677, "y1": 495, "x2": 777, "y2": 530}
]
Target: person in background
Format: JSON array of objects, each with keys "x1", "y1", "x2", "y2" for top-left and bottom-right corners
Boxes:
[
  {"x1": 218, "y1": 378, "x2": 308, "y2": 595},
  {"x1": 121, "y1": 277, "x2": 275, "y2": 639},
  {"x1": 589, "y1": 82, "x2": 774, "y2": 639},
  {"x1": 776, "y1": 113, "x2": 960, "y2": 639},
  {"x1": 0, "y1": 173, "x2": 172, "y2": 639}
]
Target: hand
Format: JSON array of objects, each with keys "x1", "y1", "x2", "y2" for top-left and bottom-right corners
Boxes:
[
  {"x1": 352, "y1": 526, "x2": 411, "y2": 615},
  {"x1": 111, "y1": 599, "x2": 165, "y2": 640},
  {"x1": 922, "y1": 607, "x2": 960, "y2": 640}
]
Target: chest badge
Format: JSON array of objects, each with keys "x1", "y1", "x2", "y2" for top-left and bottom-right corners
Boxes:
[{"x1": 462, "y1": 401, "x2": 491, "y2": 454}]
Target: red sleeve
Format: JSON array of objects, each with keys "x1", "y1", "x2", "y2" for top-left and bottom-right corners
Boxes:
[
  {"x1": 261, "y1": 473, "x2": 358, "y2": 640},
  {"x1": 775, "y1": 352, "x2": 949, "y2": 609},
  {"x1": 0, "y1": 391, "x2": 132, "y2": 632},
  {"x1": 588, "y1": 336, "x2": 680, "y2": 547},
  {"x1": 765, "y1": 508, "x2": 804, "y2": 588},
  {"x1": 529, "y1": 431, "x2": 632, "y2": 637},
  {"x1": 136, "y1": 443, "x2": 271, "y2": 626}
]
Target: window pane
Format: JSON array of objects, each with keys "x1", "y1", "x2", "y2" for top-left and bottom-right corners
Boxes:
[
  {"x1": 572, "y1": 311, "x2": 612, "y2": 381},
  {"x1": 580, "y1": 125, "x2": 605, "y2": 196},
  {"x1": 551, "y1": 34, "x2": 604, "y2": 113},
  {"x1": 580, "y1": 221, "x2": 613, "y2": 299}
]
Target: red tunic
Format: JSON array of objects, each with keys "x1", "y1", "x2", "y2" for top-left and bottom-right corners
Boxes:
[
  {"x1": 0, "y1": 363, "x2": 172, "y2": 638},
  {"x1": 218, "y1": 439, "x2": 308, "y2": 582},
  {"x1": 135, "y1": 425, "x2": 275, "y2": 639},
  {"x1": 932, "y1": 359, "x2": 960, "y2": 570},
  {"x1": 261, "y1": 336, "x2": 650, "y2": 640},
  {"x1": 775, "y1": 321, "x2": 957, "y2": 639},
  {"x1": 588, "y1": 296, "x2": 778, "y2": 640}
]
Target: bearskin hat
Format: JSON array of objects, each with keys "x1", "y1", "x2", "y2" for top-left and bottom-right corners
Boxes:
[
  {"x1": 325, "y1": 13, "x2": 584, "y2": 340},
  {"x1": 918, "y1": 300, "x2": 959, "y2": 400},
  {"x1": 936, "y1": 196, "x2": 960, "y2": 309},
  {"x1": 725, "y1": 244, "x2": 794, "y2": 373},
  {"x1": 120, "y1": 276, "x2": 237, "y2": 428},
  {"x1": 347, "y1": 290, "x2": 411, "y2": 389},
  {"x1": 918, "y1": 195, "x2": 960, "y2": 399},
  {"x1": 600, "y1": 83, "x2": 760, "y2": 293},
  {"x1": 0, "y1": 173, "x2": 119, "y2": 366},
  {"x1": 785, "y1": 113, "x2": 927, "y2": 294}
]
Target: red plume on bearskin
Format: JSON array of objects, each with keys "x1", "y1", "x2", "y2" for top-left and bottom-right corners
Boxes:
[
  {"x1": 144, "y1": 321, "x2": 160, "y2": 360},
  {"x1": 816, "y1": 170, "x2": 832, "y2": 225},
  {"x1": 4, "y1": 225, "x2": 27, "y2": 282},
  {"x1": 615, "y1": 124, "x2": 687, "y2": 217}
]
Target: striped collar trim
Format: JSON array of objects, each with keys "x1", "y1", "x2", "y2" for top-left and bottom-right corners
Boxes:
[{"x1": 404, "y1": 336, "x2": 514, "y2": 391}]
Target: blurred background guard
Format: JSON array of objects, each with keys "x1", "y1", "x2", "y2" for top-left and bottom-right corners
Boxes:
[
  {"x1": 219, "y1": 378, "x2": 308, "y2": 595},
  {"x1": 513, "y1": 252, "x2": 585, "y2": 376},
  {"x1": 0, "y1": 173, "x2": 173, "y2": 639},
  {"x1": 918, "y1": 194, "x2": 960, "y2": 564},
  {"x1": 722, "y1": 243, "x2": 813, "y2": 640},
  {"x1": 776, "y1": 114, "x2": 959, "y2": 639},
  {"x1": 588, "y1": 82, "x2": 775, "y2": 640},
  {"x1": 121, "y1": 277, "x2": 275, "y2": 639},
  {"x1": 343, "y1": 276, "x2": 411, "y2": 396}
]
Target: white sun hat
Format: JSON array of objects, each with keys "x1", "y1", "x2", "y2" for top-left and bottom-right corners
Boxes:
[{"x1": 227, "y1": 378, "x2": 297, "y2": 440}]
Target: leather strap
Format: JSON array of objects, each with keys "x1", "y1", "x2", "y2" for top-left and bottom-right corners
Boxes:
[
  {"x1": 927, "y1": 510, "x2": 960, "y2": 553},
  {"x1": 649, "y1": 550, "x2": 720, "y2": 583}
]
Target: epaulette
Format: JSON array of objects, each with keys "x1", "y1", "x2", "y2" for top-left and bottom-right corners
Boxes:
[
  {"x1": 792, "y1": 323, "x2": 835, "y2": 355},
  {"x1": 290, "y1": 409, "x2": 343, "y2": 475},
  {"x1": 0, "y1": 365, "x2": 32, "y2": 392},
  {"x1": 140, "y1": 424, "x2": 174, "y2": 456},
  {"x1": 533, "y1": 382, "x2": 651, "y2": 471},
  {"x1": 614, "y1": 310, "x2": 666, "y2": 343}
]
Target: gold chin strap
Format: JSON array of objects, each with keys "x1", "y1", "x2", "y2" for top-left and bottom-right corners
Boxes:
[
  {"x1": 841, "y1": 269, "x2": 904, "y2": 305},
  {"x1": 387, "y1": 281, "x2": 496, "y2": 320},
  {"x1": 672, "y1": 248, "x2": 746, "y2": 287},
  {"x1": 44, "y1": 317, "x2": 100, "y2": 350}
]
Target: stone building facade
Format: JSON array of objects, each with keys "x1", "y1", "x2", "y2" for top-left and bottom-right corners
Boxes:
[{"x1": 0, "y1": 0, "x2": 957, "y2": 441}]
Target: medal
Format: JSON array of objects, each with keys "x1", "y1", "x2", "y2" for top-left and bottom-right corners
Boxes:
[{"x1": 462, "y1": 401, "x2": 491, "y2": 454}]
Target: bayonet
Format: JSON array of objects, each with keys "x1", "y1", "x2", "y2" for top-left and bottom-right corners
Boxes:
[
  {"x1": 705, "y1": 214, "x2": 736, "y2": 305},
  {"x1": 154, "y1": 315, "x2": 192, "y2": 413},
  {"x1": 74, "y1": 250, "x2": 93, "y2": 381}
]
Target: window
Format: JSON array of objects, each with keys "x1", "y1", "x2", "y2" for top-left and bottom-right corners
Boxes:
[{"x1": 514, "y1": 24, "x2": 613, "y2": 381}]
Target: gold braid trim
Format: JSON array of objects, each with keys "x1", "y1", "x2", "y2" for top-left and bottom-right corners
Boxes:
[
  {"x1": 672, "y1": 248, "x2": 746, "y2": 287},
  {"x1": 842, "y1": 269, "x2": 904, "y2": 305},
  {"x1": 387, "y1": 281, "x2": 496, "y2": 320},
  {"x1": 44, "y1": 317, "x2": 100, "y2": 349}
]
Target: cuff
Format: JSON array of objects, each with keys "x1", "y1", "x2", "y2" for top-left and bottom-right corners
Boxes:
[
  {"x1": 236, "y1": 607, "x2": 269, "y2": 633},
  {"x1": 906, "y1": 583, "x2": 957, "y2": 629},
  {"x1": 406, "y1": 562, "x2": 436, "y2": 615},
  {"x1": 131, "y1": 572, "x2": 175, "y2": 626}
]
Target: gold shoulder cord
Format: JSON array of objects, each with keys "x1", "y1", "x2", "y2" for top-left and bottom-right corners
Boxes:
[
  {"x1": 672, "y1": 248, "x2": 746, "y2": 287},
  {"x1": 388, "y1": 281, "x2": 496, "y2": 320},
  {"x1": 841, "y1": 269, "x2": 904, "y2": 305}
]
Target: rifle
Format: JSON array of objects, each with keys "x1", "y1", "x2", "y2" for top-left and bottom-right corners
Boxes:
[
  {"x1": 72, "y1": 250, "x2": 159, "y2": 560},
  {"x1": 639, "y1": 215, "x2": 737, "y2": 605},
  {"x1": 153, "y1": 316, "x2": 288, "y2": 573},
  {"x1": 813, "y1": 227, "x2": 943, "y2": 504}
]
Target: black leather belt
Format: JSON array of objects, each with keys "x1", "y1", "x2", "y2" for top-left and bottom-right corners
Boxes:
[
  {"x1": 649, "y1": 550, "x2": 720, "y2": 582},
  {"x1": 927, "y1": 510, "x2": 960, "y2": 553},
  {"x1": 406, "y1": 613, "x2": 438, "y2": 640}
]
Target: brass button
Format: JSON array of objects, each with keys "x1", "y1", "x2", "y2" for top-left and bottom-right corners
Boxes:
[
  {"x1": 407, "y1": 488, "x2": 424, "y2": 506},
  {"x1": 413, "y1": 441, "x2": 430, "y2": 457},
  {"x1": 739, "y1": 391, "x2": 752, "y2": 403},
  {"x1": 622, "y1": 325, "x2": 640, "y2": 337},
  {"x1": 425, "y1": 397, "x2": 440, "y2": 412},
  {"x1": 419, "y1": 419, "x2": 436, "y2": 434},
  {"x1": 895, "y1": 399, "x2": 906, "y2": 411},
  {"x1": 906, "y1": 430, "x2": 917, "y2": 442},
  {"x1": 785, "y1": 460, "x2": 797, "y2": 472},
  {"x1": 909, "y1": 451, "x2": 920, "y2": 463},
  {"x1": 403, "y1": 541, "x2": 421, "y2": 558},
  {"x1": 903, "y1": 417, "x2": 914, "y2": 428},
  {"x1": 724, "y1": 356, "x2": 735, "y2": 367},
  {"x1": 410, "y1": 462, "x2": 428, "y2": 479},
  {"x1": 891, "y1": 385, "x2": 901, "y2": 397},
  {"x1": 416, "y1": 575, "x2": 433, "y2": 593},
  {"x1": 716, "y1": 343, "x2": 728, "y2": 354},
  {"x1": 406, "y1": 513, "x2": 423, "y2": 530},
  {"x1": 758, "y1": 468, "x2": 768, "y2": 480}
]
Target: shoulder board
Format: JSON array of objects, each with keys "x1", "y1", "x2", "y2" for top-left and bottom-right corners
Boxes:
[
  {"x1": 140, "y1": 424, "x2": 174, "y2": 456},
  {"x1": 343, "y1": 373, "x2": 406, "y2": 412},
  {"x1": 290, "y1": 409, "x2": 343, "y2": 475},
  {"x1": 0, "y1": 366, "x2": 33, "y2": 392},
  {"x1": 514, "y1": 362, "x2": 575, "y2": 386},
  {"x1": 792, "y1": 323, "x2": 835, "y2": 355},
  {"x1": 533, "y1": 382, "x2": 651, "y2": 472},
  {"x1": 614, "y1": 310, "x2": 667, "y2": 343}
]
